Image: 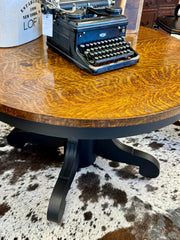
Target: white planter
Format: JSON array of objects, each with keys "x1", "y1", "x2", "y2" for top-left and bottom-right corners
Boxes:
[{"x1": 0, "y1": 0, "x2": 42, "y2": 47}]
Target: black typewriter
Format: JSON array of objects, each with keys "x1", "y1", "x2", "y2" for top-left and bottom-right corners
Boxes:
[{"x1": 42, "y1": 0, "x2": 139, "y2": 74}]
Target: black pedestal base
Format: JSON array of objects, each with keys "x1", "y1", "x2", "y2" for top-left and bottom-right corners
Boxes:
[{"x1": 7, "y1": 128, "x2": 160, "y2": 223}]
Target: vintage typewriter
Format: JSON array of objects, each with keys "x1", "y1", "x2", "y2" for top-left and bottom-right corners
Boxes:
[{"x1": 41, "y1": 0, "x2": 139, "y2": 74}]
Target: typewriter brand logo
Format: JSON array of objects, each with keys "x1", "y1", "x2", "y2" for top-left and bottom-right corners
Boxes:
[{"x1": 99, "y1": 33, "x2": 106, "y2": 38}]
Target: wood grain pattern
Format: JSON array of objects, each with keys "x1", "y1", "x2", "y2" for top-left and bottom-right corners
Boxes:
[{"x1": 0, "y1": 27, "x2": 179, "y2": 128}]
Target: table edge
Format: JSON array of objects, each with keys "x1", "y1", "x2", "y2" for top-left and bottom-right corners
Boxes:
[
  {"x1": 0, "y1": 111, "x2": 179, "y2": 139},
  {"x1": 0, "y1": 103, "x2": 179, "y2": 128}
]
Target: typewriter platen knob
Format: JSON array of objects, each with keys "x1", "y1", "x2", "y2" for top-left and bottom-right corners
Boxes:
[{"x1": 105, "y1": 6, "x2": 122, "y2": 15}]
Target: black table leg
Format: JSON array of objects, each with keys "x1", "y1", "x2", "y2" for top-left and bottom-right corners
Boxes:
[
  {"x1": 7, "y1": 129, "x2": 160, "y2": 223},
  {"x1": 47, "y1": 139, "x2": 96, "y2": 223},
  {"x1": 95, "y1": 139, "x2": 160, "y2": 178},
  {"x1": 7, "y1": 128, "x2": 65, "y2": 149},
  {"x1": 47, "y1": 139, "x2": 80, "y2": 223}
]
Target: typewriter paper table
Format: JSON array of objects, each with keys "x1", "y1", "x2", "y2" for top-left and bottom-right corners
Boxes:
[{"x1": 0, "y1": 27, "x2": 180, "y2": 223}]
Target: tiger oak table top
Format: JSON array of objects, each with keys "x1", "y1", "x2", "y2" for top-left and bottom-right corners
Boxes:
[{"x1": 0, "y1": 27, "x2": 180, "y2": 136}]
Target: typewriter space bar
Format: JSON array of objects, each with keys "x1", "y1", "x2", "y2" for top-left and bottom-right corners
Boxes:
[{"x1": 94, "y1": 51, "x2": 134, "y2": 65}]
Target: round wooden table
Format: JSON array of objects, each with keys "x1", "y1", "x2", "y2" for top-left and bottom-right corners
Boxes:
[{"x1": 0, "y1": 27, "x2": 180, "y2": 223}]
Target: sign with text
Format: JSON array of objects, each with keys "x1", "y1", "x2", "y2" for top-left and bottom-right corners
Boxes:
[{"x1": 0, "y1": 0, "x2": 42, "y2": 47}]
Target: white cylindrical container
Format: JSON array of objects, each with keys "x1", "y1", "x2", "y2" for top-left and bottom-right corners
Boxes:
[{"x1": 0, "y1": 0, "x2": 42, "y2": 47}]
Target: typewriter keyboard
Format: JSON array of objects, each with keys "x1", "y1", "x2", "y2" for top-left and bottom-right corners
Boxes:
[{"x1": 78, "y1": 37, "x2": 135, "y2": 66}]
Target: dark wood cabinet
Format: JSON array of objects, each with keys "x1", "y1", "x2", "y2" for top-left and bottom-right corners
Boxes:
[{"x1": 141, "y1": 0, "x2": 179, "y2": 28}]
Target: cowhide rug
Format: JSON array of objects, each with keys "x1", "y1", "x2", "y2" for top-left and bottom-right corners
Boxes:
[{"x1": 0, "y1": 121, "x2": 179, "y2": 240}]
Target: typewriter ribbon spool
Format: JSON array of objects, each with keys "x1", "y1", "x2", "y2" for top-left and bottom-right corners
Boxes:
[{"x1": 0, "y1": 0, "x2": 42, "y2": 47}]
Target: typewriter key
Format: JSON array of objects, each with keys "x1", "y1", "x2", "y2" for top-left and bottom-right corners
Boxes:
[
  {"x1": 90, "y1": 52, "x2": 95, "y2": 57},
  {"x1": 89, "y1": 60, "x2": 94, "y2": 65},
  {"x1": 79, "y1": 44, "x2": 85, "y2": 52},
  {"x1": 84, "y1": 51, "x2": 89, "y2": 57}
]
